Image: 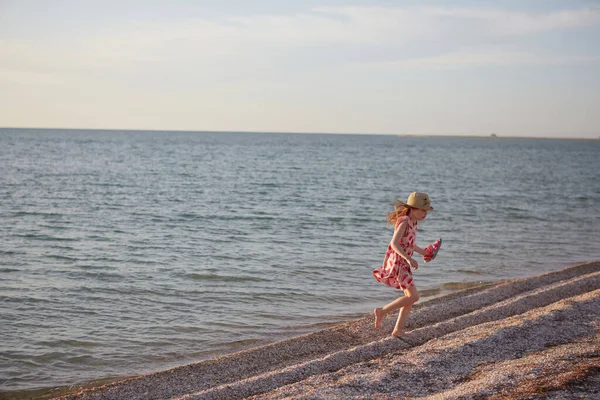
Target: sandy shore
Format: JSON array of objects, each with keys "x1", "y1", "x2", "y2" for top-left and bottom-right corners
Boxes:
[{"x1": 49, "y1": 260, "x2": 600, "y2": 399}]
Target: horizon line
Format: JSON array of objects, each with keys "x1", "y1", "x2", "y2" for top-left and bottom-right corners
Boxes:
[{"x1": 1, "y1": 126, "x2": 598, "y2": 141}]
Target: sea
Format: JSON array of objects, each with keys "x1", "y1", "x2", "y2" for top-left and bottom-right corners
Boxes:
[{"x1": 1, "y1": 128, "x2": 599, "y2": 395}]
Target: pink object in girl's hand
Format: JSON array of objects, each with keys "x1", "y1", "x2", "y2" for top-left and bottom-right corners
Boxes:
[{"x1": 423, "y1": 238, "x2": 442, "y2": 263}]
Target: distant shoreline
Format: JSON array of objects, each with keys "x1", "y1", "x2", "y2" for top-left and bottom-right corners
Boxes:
[{"x1": 1, "y1": 127, "x2": 598, "y2": 141}]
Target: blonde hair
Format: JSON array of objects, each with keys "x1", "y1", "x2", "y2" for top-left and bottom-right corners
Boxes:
[{"x1": 386, "y1": 200, "x2": 414, "y2": 226}]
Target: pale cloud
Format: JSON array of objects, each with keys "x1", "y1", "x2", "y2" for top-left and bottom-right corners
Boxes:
[
  {"x1": 0, "y1": 38, "x2": 143, "y2": 75},
  {"x1": 77, "y1": 5, "x2": 600, "y2": 72},
  {"x1": 360, "y1": 51, "x2": 600, "y2": 69},
  {"x1": 3, "y1": 5, "x2": 599, "y2": 75},
  {"x1": 228, "y1": 6, "x2": 440, "y2": 44},
  {"x1": 0, "y1": 67, "x2": 65, "y2": 86},
  {"x1": 428, "y1": 7, "x2": 600, "y2": 35}
]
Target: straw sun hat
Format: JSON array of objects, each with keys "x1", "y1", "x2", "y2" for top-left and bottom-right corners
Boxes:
[{"x1": 399, "y1": 192, "x2": 434, "y2": 211}]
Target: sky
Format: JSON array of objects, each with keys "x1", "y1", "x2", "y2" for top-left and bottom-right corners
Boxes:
[{"x1": 1, "y1": 0, "x2": 599, "y2": 138}]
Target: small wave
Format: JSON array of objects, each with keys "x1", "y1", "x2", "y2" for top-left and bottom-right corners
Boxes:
[
  {"x1": 67, "y1": 270, "x2": 125, "y2": 280},
  {"x1": 92, "y1": 257, "x2": 126, "y2": 264},
  {"x1": 177, "y1": 213, "x2": 199, "y2": 219},
  {"x1": 287, "y1": 269, "x2": 324, "y2": 277},
  {"x1": 64, "y1": 355, "x2": 103, "y2": 365},
  {"x1": 88, "y1": 182, "x2": 125, "y2": 188},
  {"x1": 1, "y1": 295, "x2": 53, "y2": 304},
  {"x1": 76, "y1": 264, "x2": 118, "y2": 271},
  {"x1": 185, "y1": 273, "x2": 270, "y2": 283},
  {"x1": 10, "y1": 211, "x2": 64, "y2": 217},
  {"x1": 0, "y1": 250, "x2": 26, "y2": 255},
  {"x1": 502, "y1": 206, "x2": 525, "y2": 212},
  {"x1": 257, "y1": 182, "x2": 280, "y2": 188},
  {"x1": 504, "y1": 213, "x2": 543, "y2": 221},
  {"x1": 15, "y1": 233, "x2": 79, "y2": 242},
  {"x1": 31, "y1": 351, "x2": 68, "y2": 363},
  {"x1": 36, "y1": 339, "x2": 100, "y2": 348},
  {"x1": 46, "y1": 254, "x2": 78, "y2": 262},
  {"x1": 38, "y1": 223, "x2": 70, "y2": 230},
  {"x1": 170, "y1": 325, "x2": 213, "y2": 334},
  {"x1": 348, "y1": 217, "x2": 379, "y2": 223},
  {"x1": 249, "y1": 291, "x2": 312, "y2": 301},
  {"x1": 191, "y1": 214, "x2": 278, "y2": 222},
  {"x1": 453, "y1": 269, "x2": 486, "y2": 275},
  {"x1": 85, "y1": 235, "x2": 114, "y2": 242}
]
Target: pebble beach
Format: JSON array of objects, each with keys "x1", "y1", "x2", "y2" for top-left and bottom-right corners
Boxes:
[{"x1": 33, "y1": 260, "x2": 599, "y2": 400}]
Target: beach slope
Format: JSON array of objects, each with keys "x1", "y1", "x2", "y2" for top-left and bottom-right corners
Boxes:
[{"x1": 59, "y1": 261, "x2": 600, "y2": 399}]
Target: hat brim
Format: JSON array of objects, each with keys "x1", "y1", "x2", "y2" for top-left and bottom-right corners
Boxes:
[{"x1": 398, "y1": 201, "x2": 433, "y2": 211}]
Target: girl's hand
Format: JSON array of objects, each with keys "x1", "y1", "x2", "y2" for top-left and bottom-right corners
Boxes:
[{"x1": 408, "y1": 257, "x2": 419, "y2": 270}]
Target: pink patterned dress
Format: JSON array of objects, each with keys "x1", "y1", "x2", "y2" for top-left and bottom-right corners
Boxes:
[{"x1": 372, "y1": 216, "x2": 418, "y2": 290}]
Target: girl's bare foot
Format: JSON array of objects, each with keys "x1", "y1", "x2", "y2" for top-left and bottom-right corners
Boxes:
[
  {"x1": 374, "y1": 308, "x2": 384, "y2": 328},
  {"x1": 391, "y1": 329, "x2": 403, "y2": 338}
]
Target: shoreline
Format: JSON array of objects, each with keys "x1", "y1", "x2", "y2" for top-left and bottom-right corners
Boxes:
[
  {"x1": 5, "y1": 260, "x2": 598, "y2": 399},
  {"x1": 0, "y1": 281, "x2": 495, "y2": 400}
]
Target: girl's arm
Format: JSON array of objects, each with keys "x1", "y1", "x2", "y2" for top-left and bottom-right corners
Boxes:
[
  {"x1": 390, "y1": 219, "x2": 407, "y2": 258},
  {"x1": 413, "y1": 246, "x2": 425, "y2": 256},
  {"x1": 390, "y1": 220, "x2": 418, "y2": 269}
]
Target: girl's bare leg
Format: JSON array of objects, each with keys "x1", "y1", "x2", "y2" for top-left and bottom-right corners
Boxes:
[
  {"x1": 392, "y1": 304, "x2": 412, "y2": 337},
  {"x1": 392, "y1": 286, "x2": 419, "y2": 337},
  {"x1": 374, "y1": 286, "x2": 420, "y2": 329},
  {"x1": 374, "y1": 307, "x2": 385, "y2": 328}
]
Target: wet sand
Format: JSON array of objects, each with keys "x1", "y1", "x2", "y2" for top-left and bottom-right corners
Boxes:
[{"x1": 50, "y1": 260, "x2": 599, "y2": 399}]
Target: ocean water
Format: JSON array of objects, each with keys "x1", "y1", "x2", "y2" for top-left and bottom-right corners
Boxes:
[{"x1": 1, "y1": 129, "x2": 599, "y2": 393}]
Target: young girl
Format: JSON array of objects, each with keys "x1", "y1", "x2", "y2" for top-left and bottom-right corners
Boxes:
[{"x1": 372, "y1": 192, "x2": 441, "y2": 338}]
